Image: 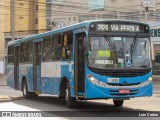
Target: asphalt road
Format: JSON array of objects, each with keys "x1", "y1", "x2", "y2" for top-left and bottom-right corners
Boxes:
[
  {"x1": 0, "y1": 75, "x2": 160, "y2": 119},
  {"x1": 0, "y1": 94, "x2": 160, "y2": 119}
]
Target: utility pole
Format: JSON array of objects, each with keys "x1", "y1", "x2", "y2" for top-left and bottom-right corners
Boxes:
[
  {"x1": 145, "y1": 7, "x2": 149, "y2": 23},
  {"x1": 11, "y1": 0, "x2": 15, "y2": 41}
]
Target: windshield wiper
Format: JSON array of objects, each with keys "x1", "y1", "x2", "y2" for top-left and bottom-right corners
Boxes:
[
  {"x1": 130, "y1": 36, "x2": 138, "y2": 54},
  {"x1": 104, "y1": 35, "x2": 118, "y2": 63},
  {"x1": 104, "y1": 35, "x2": 116, "y2": 52}
]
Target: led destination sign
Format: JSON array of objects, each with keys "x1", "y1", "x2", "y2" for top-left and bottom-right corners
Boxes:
[
  {"x1": 90, "y1": 23, "x2": 149, "y2": 33},
  {"x1": 97, "y1": 24, "x2": 140, "y2": 32}
]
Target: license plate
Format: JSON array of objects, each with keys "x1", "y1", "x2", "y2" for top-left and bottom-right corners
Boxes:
[
  {"x1": 119, "y1": 89, "x2": 130, "y2": 94},
  {"x1": 108, "y1": 78, "x2": 119, "y2": 83}
]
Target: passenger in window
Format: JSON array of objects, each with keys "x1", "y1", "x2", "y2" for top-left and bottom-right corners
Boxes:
[{"x1": 62, "y1": 34, "x2": 71, "y2": 59}]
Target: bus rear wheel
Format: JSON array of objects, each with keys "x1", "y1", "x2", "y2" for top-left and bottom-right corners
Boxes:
[
  {"x1": 22, "y1": 81, "x2": 37, "y2": 99},
  {"x1": 65, "y1": 82, "x2": 76, "y2": 108},
  {"x1": 113, "y1": 100, "x2": 124, "y2": 107}
]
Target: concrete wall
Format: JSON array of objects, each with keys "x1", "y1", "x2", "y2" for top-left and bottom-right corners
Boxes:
[
  {"x1": 0, "y1": 61, "x2": 5, "y2": 74},
  {"x1": 0, "y1": 0, "x2": 5, "y2": 59}
]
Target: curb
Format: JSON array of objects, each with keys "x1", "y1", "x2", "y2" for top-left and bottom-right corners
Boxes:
[
  {"x1": 0, "y1": 96, "x2": 12, "y2": 102},
  {"x1": 0, "y1": 96, "x2": 23, "y2": 102},
  {"x1": 0, "y1": 85, "x2": 7, "y2": 86}
]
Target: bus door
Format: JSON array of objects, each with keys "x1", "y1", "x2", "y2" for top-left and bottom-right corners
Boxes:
[
  {"x1": 33, "y1": 41, "x2": 42, "y2": 92},
  {"x1": 74, "y1": 32, "x2": 86, "y2": 96},
  {"x1": 14, "y1": 46, "x2": 19, "y2": 89}
]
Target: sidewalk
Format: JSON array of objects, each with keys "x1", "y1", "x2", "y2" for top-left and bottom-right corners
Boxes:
[
  {"x1": 0, "y1": 73, "x2": 7, "y2": 86},
  {"x1": 0, "y1": 74, "x2": 22, "y2": 102}
]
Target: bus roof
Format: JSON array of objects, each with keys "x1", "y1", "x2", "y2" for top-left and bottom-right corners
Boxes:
[{"x1": 8, "y1": 19, "x2": 149, "y2": 46}]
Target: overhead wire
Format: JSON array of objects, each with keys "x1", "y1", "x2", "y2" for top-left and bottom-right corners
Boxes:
[
  {"x1": 0, "y1": 0, "x2": 159, "y2": 18},
  {"x1": 0, "y1": 0, "x2": 159, "y2": 31}
]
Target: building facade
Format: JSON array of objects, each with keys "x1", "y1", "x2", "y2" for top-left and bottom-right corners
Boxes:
[
  {"x1": 46, "y1": 0, "x2": 160, "y2": 72},
  {"x1": 46, "y1": 0, "x2": 160, "y2": 30},
  {"x1": 0, "y1": 0, "x2": 46, "y2": 73},
  {"x1": 0, "y1": 1, "x2": 5, "y2": 73}
]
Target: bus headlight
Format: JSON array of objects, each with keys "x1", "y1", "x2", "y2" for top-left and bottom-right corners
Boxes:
[
  {"x1": 148, "y1": 76, "x2": 153, "y2": 81},
  {"x1": 87, "y1": 74, "x2": 108, "y2": 88},
  {"x1": 88, "y1": 75, "x2": 96, "y2": 82},
  {"x1": 140, "y1": 76, "x2": 152, "y2": 87}
]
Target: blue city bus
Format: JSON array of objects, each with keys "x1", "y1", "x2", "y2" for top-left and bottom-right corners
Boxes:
[{"x1": 7, "y1": 20, "x2": 152, "y2": 108}]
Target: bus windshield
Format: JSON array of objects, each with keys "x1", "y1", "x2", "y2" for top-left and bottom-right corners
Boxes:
[{"x1": 87, "y1": 36, "x2": 151, "y2": 69}]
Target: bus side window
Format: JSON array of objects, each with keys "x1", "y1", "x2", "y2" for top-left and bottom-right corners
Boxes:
[
  {"x1": 62, "y1": 32, "x2": 73, "y2": 60},
  {"x1": 26, "y1": 42, "x2": 33, "y2": 63},
  {"x1": 52, "y1": 35, "x2": 61, "y2": 60},
  {"x1": 43, "y1": 36, "x2": 52, "y2": 61},
  {"x1": 8, "y1": 45, "x2": 14, "y2": 64},
  {"x1": 20, "y1": 43, "x2": 27, "y2": 63}
]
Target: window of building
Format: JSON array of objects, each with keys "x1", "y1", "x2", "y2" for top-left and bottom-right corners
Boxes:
[
  {"x1": 156, "y1": 9, "x2": 160, "y2": 21},
  {"x1": 69, "y1": 17, "x2": 71, "y2": 22},
  {"x1": 62, "y1": 32, "x2": 73, "y2": 60},
  {"x1": 43, "y1": 36, "x2": 52, "y2": 61},
  {"x1": 35, "y1": 18, "x2": 38, "y2": 24},
  {"x1": 8, "y1": 46, "x2": 14, "y2": 64},
  {"x1": 19, "y1": 3, "x2": 24, "y2": 6},
  {"x1": 19, "y1": 16, "x2": 24, "y2": 19},
  {"x1": 73, "y1": 17, "x2": 76, "y2": 21},
  {"x1": 36, "y1": 5, "x2": 38, "y2": 11}
]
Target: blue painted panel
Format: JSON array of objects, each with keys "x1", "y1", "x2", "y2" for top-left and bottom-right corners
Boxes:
[
  {"x1": 61, "y1": 63, "x2": 75, "y2": 96},
  {"x1": 7, "y1": 66, "x2": 14, "y2": 88},
  {"x1": 41, "y1": 77, "x2": 61, "y2": 95},
  {"x1": 19, "y1": 65, "x2": 33, "y2": 92}
]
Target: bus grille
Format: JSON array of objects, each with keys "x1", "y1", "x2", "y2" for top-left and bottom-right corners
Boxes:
[
  {"x1": 89, "y1": 67, "x2": 151, "y2": 77},
  {"x1": 101, "y1": 71, "x2": 147, "y2": 77},
  {"x1": 109, "y1": 90, "x2": 138, "y2": 96},
  {"x1": 107, "y1": 83, "x2": 141, "y2": 86}
]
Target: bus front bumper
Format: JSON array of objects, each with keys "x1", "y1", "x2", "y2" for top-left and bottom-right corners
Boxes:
[{"x1": 85, "y1": 81, "x2": 152, "y2": 99}]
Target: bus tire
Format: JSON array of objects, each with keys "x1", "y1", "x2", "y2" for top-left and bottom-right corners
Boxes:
[
  {"x1": 113, "y1": 100, "x2": 124, "y2": 107},
  {"x1": 65, "y1": 82, "x2": 76, "y2": 108},
  {"x1": 22, "y1": 81, "x2": 37, "y2": 99}
]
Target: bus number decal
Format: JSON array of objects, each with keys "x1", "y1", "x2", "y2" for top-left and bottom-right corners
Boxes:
[
  {"x1": 97, "y1": 24, "x2": 108, "y2": 31},
  {"x1": 95, "y1": 60, "x2": 113, "y2": 65}
]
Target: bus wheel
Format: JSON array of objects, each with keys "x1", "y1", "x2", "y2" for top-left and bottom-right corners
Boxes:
[
  {"x1": 22, "y1": 81, "x2": 37, "y2": 99},
  {"x1": 65, "y1": 82, "x2": 76, "y2": 108},
  {"x1": 113, "y1": 100, "x2": 124, "y2": 107}
]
